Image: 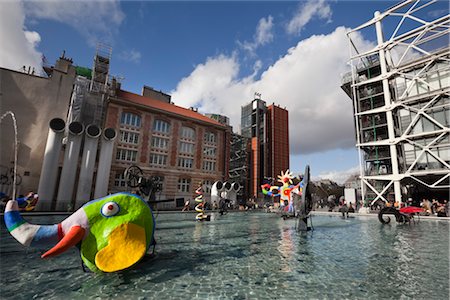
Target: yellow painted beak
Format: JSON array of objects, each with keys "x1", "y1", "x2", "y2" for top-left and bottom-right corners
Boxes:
[{"x1": 95, "y1": 223, "x2": 146, "y2": 272}]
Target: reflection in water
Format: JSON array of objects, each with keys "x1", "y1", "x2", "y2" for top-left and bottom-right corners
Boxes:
[
  {"x1": 193, "y1": 222, "x2": 203, "y2": 244},
  {"x1": 1, "y1": 213, "x2": 448, "y2": 299},
  {"x1": 277, "y1": 226, "x2": 295, "y2": 273}
]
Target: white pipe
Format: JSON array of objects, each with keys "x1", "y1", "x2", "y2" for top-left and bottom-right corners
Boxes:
[
  {"x1": 228, "y1": 182, "x2": 241, "y2": 206},
  {"x1": 94, "y1": 128, "x2": 117, "y2": 198},
  {"x1": 74, "y1": 124, "x2": 101, "y2": 209},
  {"x1": 375, "y1": 11, "x2": 402, "y2": 203},
  {"x1": 37, "y1": 118, "x2": 66, "y2": 211},
  {"x1": 221, "y1": 181, "x2": 232, "y2": 199},
  {"x1": 211, "y1": 181, "x2": 224, "y2": 204},
  {"x1": 55, "y1": 122, "x2": 84, "y2": 211}
]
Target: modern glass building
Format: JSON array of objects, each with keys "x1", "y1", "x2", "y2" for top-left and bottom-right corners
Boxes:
[{"x1": 241, "y1": 96, "x2": 289, "y2": 199}]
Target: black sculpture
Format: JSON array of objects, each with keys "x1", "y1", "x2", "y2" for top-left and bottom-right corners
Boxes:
[
  {"x1": 295, "y1": 165, "x2": 312, "y2": 231},
  {"x1": 378, "y1": 206, "x2": 410, "y2": 224}
]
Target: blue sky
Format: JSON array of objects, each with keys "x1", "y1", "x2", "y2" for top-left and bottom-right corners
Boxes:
[{"x1": 1, "y1": 0, "x2": 448, "y2": 183}]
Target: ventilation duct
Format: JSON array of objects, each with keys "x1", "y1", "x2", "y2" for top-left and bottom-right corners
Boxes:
[
  {"x1": 94, "y1": 128, "x2": 117, "y2": 198},
  {"x1": 37, "y1": 118, "x2": 66, "y2": 210},
  {"x1": 74, "y1": 124, "x2": 101, "y2": 208},
  {"x1": 211, "y1": 181, "x2": 224, "y2": 204},
  {"x1": 55, "y1": 122, "x2": 84, "y2": 211}
]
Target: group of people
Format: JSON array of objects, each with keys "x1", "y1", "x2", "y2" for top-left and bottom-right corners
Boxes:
[
  {"x1": 415, "y1": 198, "x2": 449, "y2": 217},
  {"x1": 0, "y1": 191, "x2": 39, "y2": 212},
  {"x1": 338, "y1": 199, "x2": 356, "y2": 218}
]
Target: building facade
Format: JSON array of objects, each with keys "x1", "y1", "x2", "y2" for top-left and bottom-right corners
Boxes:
[
  {"x1": 105, "y1": 87, "x2": 231, "y2": 209},
  {"x1": 267, "y1": 104, "x2": 290, "y2": 183},
  {"x1": 342, "y1": 1, "x2": 449, "y2": 205},
  {"x1": 241, "y1": 97, "x2": 290, "y2": 199},
  {"x1": 0, "y1": 54, "x2": 76, "y2": 197}
]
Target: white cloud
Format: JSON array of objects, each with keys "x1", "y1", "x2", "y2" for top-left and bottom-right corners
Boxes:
[
  {"x1": 118, "y1": 49, "x2": 142, "y2": 63},
  {"x1": 24, "y1": 31, "x2": 41, "y2": 47},
  {"x1": 286, "y1": 0, "x2": 332, "y2": 36},
  {"x1": 172, "y1": 26, "x2": 373, "y2": 155},
  {"x1": 0, "y1": 1, "x2": 42, "y2": 72},
  {"x1": 239, "y1": 16, "x2": 274, "y2": 55},
  {"x1": 315, "y1": 166, "x2": 359, "y2": 185},
  {"x1": 24, "y1": 0, "x2": 125, "y2": 46}
]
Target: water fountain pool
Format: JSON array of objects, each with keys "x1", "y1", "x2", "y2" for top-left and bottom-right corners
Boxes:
[{"x1": 1, "y1": 212, "x2": 449, "y2": 299}]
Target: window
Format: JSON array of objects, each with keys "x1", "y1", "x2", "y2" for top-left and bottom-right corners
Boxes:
[
  {"x1": 120, "y1": 130, "x2": 139, "y2": 144},
  {"x1": 204, "y1": 132, "x2": 216, "y2": 143},
  {"x1": 150, "y1": 153, "x2": 167, "y2": 166},
  {"x1": 116, "y1": 149, "x2": 137, "y2": 162},
  {"x1": 153, "y1": 120, "x2": 170, "y2": 134},
  {"x1": 178, "y1": 178, "x2": 191, "y2": 193},
  {"x1": 151, "y1": 137, "x2": 169, "y2": 149},
  {"x1": 179, "y1": 142, "x2": 194, "y2": 154},
  {"x1": 121, "y1": 112, "x2": 141, "y2": 127},
  {"x1": 181, "y1": 126, "x2": 195, "y2": 139},
  {"x1": 203, "y1": 180, "x2": 213, "y2": 194},
  {"x1": 203, "y1": 146, "x2": 216, "y2": 157},
  {"x1": 114, "y1": 172, "x2": 126, "y2": 187},
  {"x1": 202, "y1": 160, "x2": 216, "y2": 172},
  {"x1": 178, "y1": 157, "x2": 193, "y2": 169}
]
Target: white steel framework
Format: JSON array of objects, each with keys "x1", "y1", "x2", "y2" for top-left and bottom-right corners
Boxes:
[{"x1": 345, "y1": 0, "x2": 449, "y2": 205}]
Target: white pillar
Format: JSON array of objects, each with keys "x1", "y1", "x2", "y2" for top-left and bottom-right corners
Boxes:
[
  {"x1": 374, "y1": 11, "x2": 402, "y2": 203},
  {"x1": 94, "y1": 128, "x2": 117, "y2": 198},
  {"x1": 37, "y1": 118, "x2": 66, "y2": 211},
  {"x1": 55, "y1": 122, "x2": 84, "y2": 211},
  {"x1": 75, "y1": 124, "x2": 101, "y2": 208}
]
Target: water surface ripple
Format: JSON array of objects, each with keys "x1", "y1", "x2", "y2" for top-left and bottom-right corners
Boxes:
[{"x1": 1, "y1": 213, "x2": 448, "y2": 299}]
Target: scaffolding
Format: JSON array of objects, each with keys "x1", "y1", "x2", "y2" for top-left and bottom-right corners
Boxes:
[
  {"x1": 229, "y1": 133, "x2": 250, "y2": 202},
  {"x1": 343, "y1": 0, "x2": 450, "y2": 205},
  {"x1": 89, "y1": 43, "x2": 112, "y2": 126}
]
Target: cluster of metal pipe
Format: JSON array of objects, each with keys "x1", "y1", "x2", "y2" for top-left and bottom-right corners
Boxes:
[
  {"x1": 211, "y1": 181, "x2": 241, "y2": 207},
  {"x1": 37, "y1": 118, "x2": 117, "y2": 211}
]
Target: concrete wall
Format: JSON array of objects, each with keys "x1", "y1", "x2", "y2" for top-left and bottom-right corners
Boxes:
[{"x1": 0, "y1": 59, "x2": 76, "y2": 197}]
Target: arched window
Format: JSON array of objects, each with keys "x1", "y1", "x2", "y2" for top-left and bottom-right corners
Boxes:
[
  {"x1": 204, "y1": 131, "x2": 217, "y2": 143},
  {"x1": 180, "y1": 126, "x2": 195, "y2": 140},
  {"x1": 153, "y1": 120, "x2": 171, "y2": 134},
  {"x1": 120, "y1": 112, "x2": 141, "y2": 127}
]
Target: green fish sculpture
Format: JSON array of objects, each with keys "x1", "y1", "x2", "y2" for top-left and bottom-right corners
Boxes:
[{"x1": 4, "y1": 192, "x2": 155, "y2": 273}]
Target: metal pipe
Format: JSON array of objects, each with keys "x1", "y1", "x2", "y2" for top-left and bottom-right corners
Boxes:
[
  {"x1": 37, "y1": 118, "x2": 66, "y2": 211},
  {"x1": 221, "y1": 181, "x2": 232, "y2": 200},
  {"x1": 375, "y1": 11, "x2": 402, "y2": 203},
  {"x1": 74, "y1": 124, "x2": 101, "y2": 209},
  {"x1": 228, "y1": 182, "x2": 241, "y2": 207},
  {"x1": 55, "y1": 122, "x2": 84, "y2": 211},
  {"x1": 94, "y1": 128, "x2": 117, "y2": 198},
  {"x1": 211, "y1": 181, "x2": 224, "y2": 204}
]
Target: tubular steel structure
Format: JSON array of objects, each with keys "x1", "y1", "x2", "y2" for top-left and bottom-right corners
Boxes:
[{"x1": 344, "y1": 0, "x2": 449, "y2": 205}]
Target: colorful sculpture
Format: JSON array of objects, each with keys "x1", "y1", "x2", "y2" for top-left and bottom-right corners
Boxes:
[
  {"x1": 261, "y1": 169, "x2": 302, "y2": 214},
  {"x1": 16, "y1": 192, "x2": 39, "y2": 211},
  {"x1": 194, "y1": 183, "x2": 210, "y2": 221},
  {"x1": 4, "y1": 192, "x2": 155, "y2": 273},
  {"x1": 261, "y1": 166, "x2": 312, "y2": 231}
]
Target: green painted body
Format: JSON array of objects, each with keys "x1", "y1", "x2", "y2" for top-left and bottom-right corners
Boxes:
[{"x1": 80, "y1": 193, "x2": 155, "y2": 273}]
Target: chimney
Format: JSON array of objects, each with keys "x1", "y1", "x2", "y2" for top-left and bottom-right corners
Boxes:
[{"x1": 142, "y1": 85, "x2": 171, "y2": 103}]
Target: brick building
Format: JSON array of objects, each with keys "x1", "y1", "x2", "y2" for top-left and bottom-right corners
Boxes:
[{"x1": 105, "y1": 86, "x2": 231, "y2": 209}]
